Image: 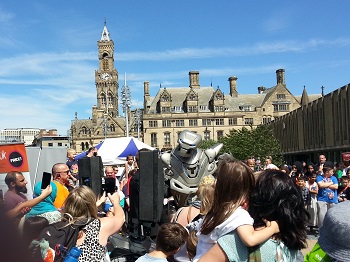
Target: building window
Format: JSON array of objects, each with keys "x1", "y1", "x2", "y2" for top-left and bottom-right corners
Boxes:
[
  {"x1": 217, "y1": 130, "x2": 224, "y2": 140},
  {"x1": 239, "y1": 105, "x2": 252, "y2": 111},
  {"x1": 202, "y1": 119, "x2": 212, "y2": 126},
  {"x1": 199, "y1": 105, "x2": 208, "y2": 111},
  {"x1": 277, "y1": 94, "x2": 286, "y2": 99},
  {"x1": 228, "y1": 118, "x2": 237, "y2": 125},
  {"x1": 215, "y1": 119, "x2": 224, "y2": 125},
  {"x1": 188, "y1": 94, "x2": 197, "y2": 101},
  {"x1": 214, "y1": 106, "x2": 224, "y2": 112},
  {"x1": 262, "y1": 117, "x2": 272, "y2": 124},
  {"x1": 48, "y1": 143, "x2": 53, "y2": 147},
  {"x1": 162, "y1": 120, "x2": 172, "y2": 127},
  {"x1": 175, "y1": 120, "x2": 184, "y2": 127},
  {"x1": 172, "y1": 106, "x2": 182, "y2": 112},
  {"x1": 81, "y1": 126, "x2": 88, "y2": 135},
  {"x1": 161, "y1": 107, "x2": 171, "y2": 113},
  {"x1": 58, "y1": 143, "x2": 62, "y2": 147},
  {"x1": 189, "y1": 119, "x2": 198, "y2": 126},
  {"x1": 81, "y1": 142, "x2": 85, "y2": 151},
  {"x1": 151, "y1": 133, "x2": 157, "y2": 147},
  {"x1": 204, "y1": 131, "x2": 210, "y2": 140},
  {"x1": 108, "y1": 93, "x2": 113, "y2": 104},
  {"x1": 149, "y1": 120, "x2": 158, "y2": 128},
  {"x1": 101, "y1": 94, "x2": 106, "y2": 106},
  {"x1": 274, "y1": 104, "x2": 290, "y2": 112},
  {"x1": 188, "y1": 106, "x2": 198, "y2": 112},
  {"x1": 85, "y1": 142, "x2": 89, "y2": 149},
  {"x1": 245, "y1": 118, "x2": 254, "y2": 125},
  {"x1": 110, "y1": 124, "x2": 115, "y2": 132},
  {"x1": 161, "y1": 95, "x2": 170, "y2": 102},
  {"x1": 103, "y1": 59, "x2": 109, "y2": 71},
  {"x1": 164, "y1": 132, "x2": 171, "y2": 146}
]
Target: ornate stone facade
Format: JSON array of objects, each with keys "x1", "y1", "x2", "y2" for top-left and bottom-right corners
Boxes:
[
  {"x1": 143, "y1": 69, "x2": 321, "y2": 151},
  {"x1": 70, "y1": 23, "x2": 130, "y2": 152}
]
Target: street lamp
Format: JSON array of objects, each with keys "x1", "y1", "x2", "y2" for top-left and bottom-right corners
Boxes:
[
  {"x1": 121, "y1": 73, "x2": 131, "y2": 137},
  {"x1": 134, "y1": 108, "x2": 142, "y2": 140}
]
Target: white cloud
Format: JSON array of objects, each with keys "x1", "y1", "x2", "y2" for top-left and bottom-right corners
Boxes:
[
  {"x1": 0, "y1": 8, "x2": 14, "y2": 23},
  {"x1": 117, "y1": 38, "x2": 350, "y2": 61}
]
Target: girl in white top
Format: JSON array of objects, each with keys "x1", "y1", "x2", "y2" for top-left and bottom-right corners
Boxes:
[{"x1": 193, "y1": 160, "x2": 279, "y2": 262}]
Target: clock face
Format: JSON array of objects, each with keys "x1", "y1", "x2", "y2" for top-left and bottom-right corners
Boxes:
[{"x1": 101, "y1": 73, "x2": 110, "y2": 80}]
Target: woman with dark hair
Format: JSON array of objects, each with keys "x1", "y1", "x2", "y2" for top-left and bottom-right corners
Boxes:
[{"x1": 199, "y1": 169, "x2": 309, "y2": 262}]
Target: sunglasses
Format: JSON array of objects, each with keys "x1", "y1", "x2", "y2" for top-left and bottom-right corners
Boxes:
[{"x1": 56, "y1": 170, "x2": 70, "y2": 175}]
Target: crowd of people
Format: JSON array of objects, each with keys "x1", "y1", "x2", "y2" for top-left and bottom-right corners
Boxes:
[{"x1": 0, "y1": 148, "x2": 349, "y2": 261}]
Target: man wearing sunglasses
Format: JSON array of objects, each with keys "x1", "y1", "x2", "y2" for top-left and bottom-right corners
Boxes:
[{"x1": 52, "y1": 163, "x2": 71, "y2": 210}]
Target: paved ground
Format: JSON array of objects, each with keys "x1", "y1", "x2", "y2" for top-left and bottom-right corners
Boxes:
[{"x1": 302, "y1": 228, "x2": 319, "y2": 256}]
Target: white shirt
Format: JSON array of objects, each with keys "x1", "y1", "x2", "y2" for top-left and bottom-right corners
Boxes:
[{"x1": 193, "y1": 206, "x2": 254, "y2": 261}]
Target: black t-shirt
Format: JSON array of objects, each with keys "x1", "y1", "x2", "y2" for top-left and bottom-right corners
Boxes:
[{"x1": 128, "y1": 170, "x2": 140, "y2": 220}]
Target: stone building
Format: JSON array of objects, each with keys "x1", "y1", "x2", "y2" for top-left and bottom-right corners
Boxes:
[
  {"x1": 70, "y1": 23, "x2": 133, "y2": 152},
  {"x1": 142, "y1": 69, "x2": 321, "y2": 151},
  {"x1": 32, "y1": 129, "x2": 69, "y2": 147},
  {"x1": 271, "y1": 83, "x2": 350, "y2": 164},
  {"x1": 0, "y1": 128, "x2": 40, "y2": 146}
]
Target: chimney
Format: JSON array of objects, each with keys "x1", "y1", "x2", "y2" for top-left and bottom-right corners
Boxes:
[
  {"x1": 228, "y1": 76, "x2": 238, "y2": 97},
  {"x1": 144, "y1": 81, "x2": 150, "y2": 112},
  {"x1": 276, "y1": 69, "x2": 285, "y2": 85},
  {"x1": 144, "y1": 81, "x2": 150, "y2": 95},
  {"x1": 258, "y1": 86, "x2": 266, "y2": 94},
  {"x1": 189, "y1": 71, "x2": 200, "y2": 89}
]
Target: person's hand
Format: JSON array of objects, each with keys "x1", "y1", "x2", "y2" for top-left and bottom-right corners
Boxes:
[
  {"x1": 96, "y1": 193, "x2": 107, "y2": 207},
  {"x1": 108, "y1": 191, "x2": 120, "y2": 205},
  {"x1": 20, "y1": 206, "x2": 31, "y2": 215},
  {"x1": 263, "y1": 219, "x2": 280, "y2": 234},
  {"x1": 69, "y1": 174, "x2": 77, "y2": 182},
  {"x1": 41, "y1": 185, "x2": 52, "y2": 198}
]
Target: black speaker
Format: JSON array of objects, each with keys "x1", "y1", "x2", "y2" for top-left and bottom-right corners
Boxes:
[
  {"x1": 78, "y1": 156, "x2": 104, "y2": 196},
  {"x1": 138, "y1": 150, "x2": 164, "y2": 222}
]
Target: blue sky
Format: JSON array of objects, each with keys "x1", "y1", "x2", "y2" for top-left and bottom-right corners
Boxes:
[{"x1": 1, "y1": 1, "x2": 350, "y2": 135}]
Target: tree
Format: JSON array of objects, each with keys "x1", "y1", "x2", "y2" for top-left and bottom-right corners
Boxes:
[
  {"x1": 221, "y1": 125, "x2": 283, "y2": 166},
  {"x1": 199, "y1": 139, "x2": 217, "y2": 150}
]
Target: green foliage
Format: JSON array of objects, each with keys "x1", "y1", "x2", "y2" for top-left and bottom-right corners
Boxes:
[
  {"x1": 199, "y1": 139, "x2": 217, "y2": 150},
  {"x1": 221, "y1": 125, "x2": 283, "y2": 166}
]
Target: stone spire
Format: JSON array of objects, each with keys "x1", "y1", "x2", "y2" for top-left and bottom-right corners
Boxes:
[
  {"x1": 300, "y1": 85, "x2": 310, "y2": 105},
  {"x1": 101, "y1": 20, "x2": 110, "y2": 41}
]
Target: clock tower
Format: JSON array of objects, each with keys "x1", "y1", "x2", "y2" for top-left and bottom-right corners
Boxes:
[
  {"x1": 70, "y1": 22, "x2": 129, "y2": 153},
  {"x1": 95, "y1": 21, "x2": 119, "y2": 117}
]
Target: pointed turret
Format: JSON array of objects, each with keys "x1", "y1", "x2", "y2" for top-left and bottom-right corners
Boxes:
[
  {"x1": 101, "y1": 20, "x2": 110, "y2": 41},
  {"x1": 301, "y1": 85, "x2": 310, "y2": 105}
]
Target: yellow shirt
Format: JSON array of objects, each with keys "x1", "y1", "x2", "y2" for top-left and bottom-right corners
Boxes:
[{"x1": 52, "y1": 180, "x2": 69, "y2": 209}]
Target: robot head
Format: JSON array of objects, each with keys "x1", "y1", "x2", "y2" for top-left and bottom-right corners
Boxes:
[{"x1": 177, "y1": 130, "x2": 202, "y2": 158}]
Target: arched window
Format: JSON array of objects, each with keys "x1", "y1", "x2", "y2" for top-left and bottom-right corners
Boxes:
[
  {"x1": 103, "y1": 58, "x2": 109, "y2": 71},
  {"x1": 110, "y1": 124, "x2": 115, "y2": 132},
  {"x1": 85, "y1": 142, "x2": 89, "y2": 149},
  {"x1": 108, "y1": 92, "x2": 113, "y2": 104},
  {"x1": 101, "y1": 93, "x2": 106, "y2": 106},
  {"x1": 81, "y1": 126, "x2": 87, "y2": 135},
  {"x1": 81, "y1": 142, "x2": 85, "y2": 151}
]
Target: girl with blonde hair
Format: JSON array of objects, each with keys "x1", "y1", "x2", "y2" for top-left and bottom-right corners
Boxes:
[{"x1": 61, "y1": 186, "x2": 125, "y2": 261}]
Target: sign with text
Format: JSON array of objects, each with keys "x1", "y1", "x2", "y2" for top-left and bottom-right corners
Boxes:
[
  {"x1": 0, "y1": 143, "x2": 29, "y2": 173},
  {"x1": 0, "y1": 143, "x2": 32, "y2": 199}
]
